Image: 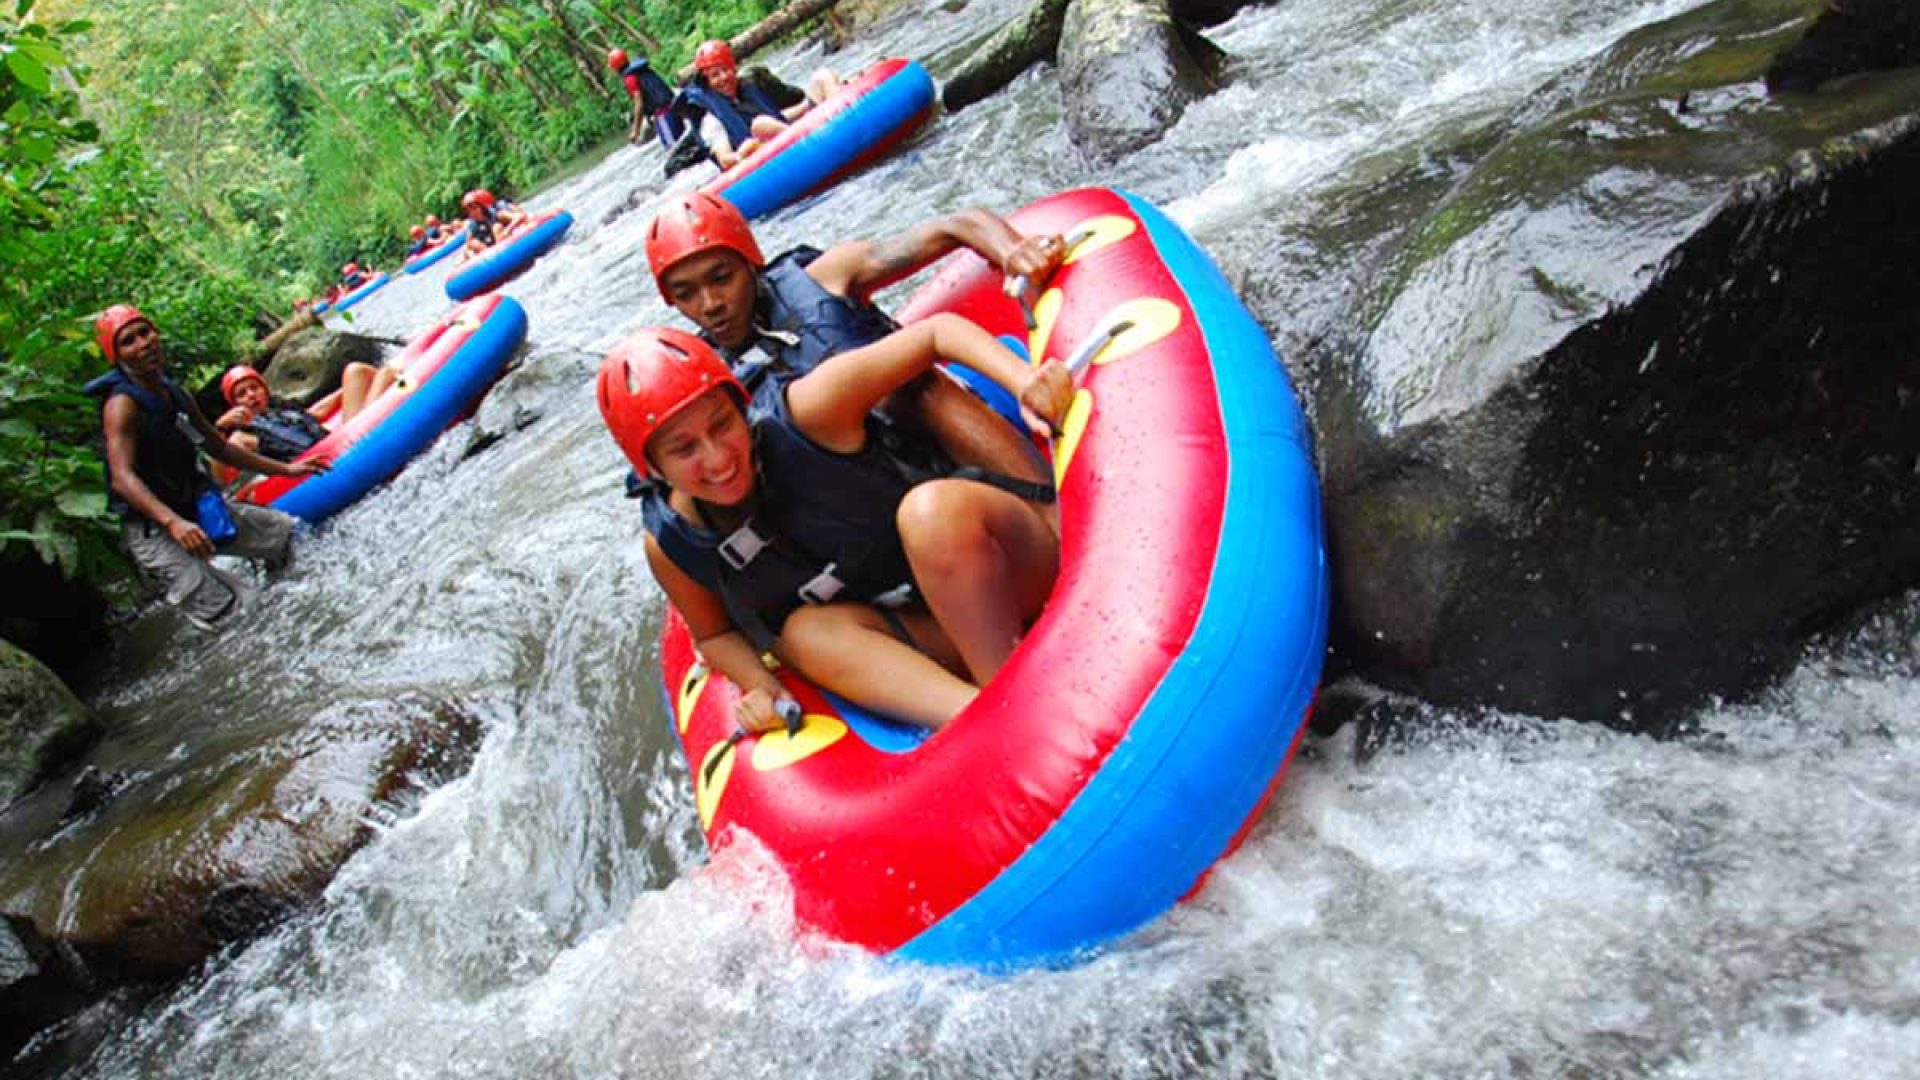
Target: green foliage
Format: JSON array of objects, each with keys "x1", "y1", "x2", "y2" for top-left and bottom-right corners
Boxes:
[
  {"x1": 3, "y1": 0, "x2": 823, "y2": 592},
  {"x1": 1, "y1": 8, "x2": 271, "y2": 584},
  {"x1": 1, "y1": 5, "x2": 125, "y2": 580}
]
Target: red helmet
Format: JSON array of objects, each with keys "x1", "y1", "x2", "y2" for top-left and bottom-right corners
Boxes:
[
  {"x1": 607, "y1": 48, "x2": 628, "y2": 71},
  {"x1": 410, "y1": 225, "x2": 425, "y2": 239},
  {"x1": 694, "y1": 40, "x2": 735, "y2": 74},
  {"x1": 461, "y1": 189, "x2": 497, "y2": 211},
  {"x1": 644, "y1": 191, "x2": 763, "y2": 302},
  {"x1": 220, "y1": 365, "x2": 268, "y2": 405},
  {"x1": 95, "y1": 304, "x2": 152, "y2": 364},
  {"x1": 426, "y1": 214, "x2": 441, "y2": 227},
  {"x1": 597, "y1": 327, "x2": 746, "y2": 471},
  {"x1": 342, "y1": 262, "x2": 360, "y2": 277}
]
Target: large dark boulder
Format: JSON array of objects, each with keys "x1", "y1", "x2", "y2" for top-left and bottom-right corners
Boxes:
[
  {"x1": 0, "y1": 694, "x2": 483, "y2": 1055},
  {"x1": 0, "y1": 552, "x2": 110, "y2": 689},
  {"x1": 1304, "y1": 0, "x2": 1920, "y2": 728},
  {"x1": 0, "y1": 640, "x2": 102, "y2": 806},
  {"x1": 1768, "y1": 0, "x2": 1920, "y2": 92},
  {"x1": 262, "y1": 327, "x2": 385, "y2": 407},
  {"x1": 1056, "y1": 0, "x2": 1223, "y2": 163}
]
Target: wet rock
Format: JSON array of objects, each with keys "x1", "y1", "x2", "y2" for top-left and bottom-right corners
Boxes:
[
  {"x1": 1056, "y1": 0, "x2": 1222, "y2": 163},
  {"x1": 262, "y1": 327, "x2": 386, "y2": 407},
  {"x1": 62, "y1": 766, "x2": 132, "y2": 820},
  {"x1": 0, "y1": 916, "x2": 112, "y2": 1067},
  {"x1": 459, "y1": 353, "x2": 554, "y2": 461},
  {"x1": 1767, "y1": 0, "x2": 1920, "y2": 92},
  {"x1": 0, "y1": 641, "x2": 103, "y2": 805},
  {"x1": 664, "y1": 128, "x2": 710, "y2": 179},
  {"x1": 461, "y1": 403, "x2": 542, "y2": 461},
  {"x1": 941, "y1": 0, "x2": 1072, "y2": 113},
  {"x1": 0, "y1": 694, "x2": 483, "y2": 987},
  {"x1": 1307, "y1": 0, "x2": 1920, "y2": 730},
  {"x1": 1168, "y1": 0, "x2": 1267, "y2": 30}
]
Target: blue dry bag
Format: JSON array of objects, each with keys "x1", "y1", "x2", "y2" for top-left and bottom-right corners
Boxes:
[{"x1": 195, "y1": 489, "x2": 238, "y2": 547}]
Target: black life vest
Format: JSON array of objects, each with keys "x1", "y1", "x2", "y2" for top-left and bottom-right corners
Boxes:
[
  {"x1": 712, "y1": 247, "x2": 899, "y2": 405},
  {"x1": 641, "y1": 385, "x2": 922, "y2": 650},
  {"x1": 86, "y1": 368, "x2": 210, "y2": 523},
  {"x1": 678, "y1": 81, "x2": 786, "y2": 159},
  {"x1": 470, "y1": 210, "x2": 499, "y2": 248},
  {"x1": 245, "y1": 405, "x2": 327, "y2": 463},
  {"x1": 622, "y1": 58, "x2": 677, "y2": 115}
]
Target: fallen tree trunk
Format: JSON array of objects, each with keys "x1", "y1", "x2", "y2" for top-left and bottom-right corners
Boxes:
[
  {"x1": 251, "y1": 308, "x2": 317, "y2": 365},
  {"x1": 942, "y1": 0, "x2": 1072, "y2": 113},
  {"x1": 675, "y1": 0, "x2": 843, "y2": 81}
]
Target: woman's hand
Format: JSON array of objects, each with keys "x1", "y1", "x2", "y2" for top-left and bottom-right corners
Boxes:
[
  {"x1": 734, "y1": 687, "x2": 796, "y2": 734},
  {"x1": 1019, "y1": 358, "x2": 1075, "y2": 436},
  {"x1": 216, "y1": 405, "x2": 253, "y2": 432}
]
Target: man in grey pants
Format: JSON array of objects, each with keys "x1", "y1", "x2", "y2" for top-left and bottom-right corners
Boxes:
[{"x1": 93, "y1": 305, "x2": 326, "y2": 630}]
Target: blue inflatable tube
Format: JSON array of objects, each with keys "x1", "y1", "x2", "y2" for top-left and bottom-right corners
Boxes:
[
  {"x1": 270, "y1": 297, "x2": 527, "y2": 522},
  {"x1": 708, "y1": 59, "x2": 935, "y2": 221},
  {"x1": 331, "y1": 272, "x2": 390, "y2": 313},
  {"x1": 444, "y1": 212, "x2": 573, "y2": 301},
  {"x1": 896, "y1": 191, "x2": 1330, "y2": 966},
  {"x1": 657, "y1": 187, "x2": 1328, "y2": 968},
  {"x1": 403, "y1": 226, "x2": 470, "y2": 275}
]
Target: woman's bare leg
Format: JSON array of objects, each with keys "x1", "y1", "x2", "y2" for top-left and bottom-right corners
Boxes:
[
  {"x1": 888, "y1": 372, "x2": 1058, "y2": 535},
  {"x1": 776, "y1": 604, "x2": 973, "y2": 729},
  {"x1": 337, "y1": 362, "x2": 397, "y2": 421},
  {"x1": 896, "y1": 478, "x2": 1059, "y2": 684},
  {"x1": 805, "y1": 68, "x2": 842, "y2": 105}
]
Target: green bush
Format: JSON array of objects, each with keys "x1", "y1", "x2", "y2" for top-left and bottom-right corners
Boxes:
[
  {"x1": 1, "y1": 5, "x2": 273, "y2": 586},
  {"x1": 4, "y1": 0, "x2": 823, "y2": 593}
]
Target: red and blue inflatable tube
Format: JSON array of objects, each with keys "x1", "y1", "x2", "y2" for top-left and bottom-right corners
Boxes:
[
  {"x1": 444, "y1": 211, "x2": 574, "y2": 301},
  {"x1": 236, "y1": 294, "x2": 527, "y2": 523},
  {"x1": 702, "y1": 59, "x2": 934, "y2": 221},
  {"x1": 330, "y1": 271, "x2": 390, "y2": 313},
  {"x1": 404, "y1": 225, "x2": 470, "y2": 274},
  {"x1": 657, "y1": 187, "x2": 1328, "y2": 968}
]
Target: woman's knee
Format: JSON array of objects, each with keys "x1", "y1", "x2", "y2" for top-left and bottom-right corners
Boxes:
[
  {"x1": 776, "y1": 605, "x2": 860, "y2": 673},
  {"x1": 898, "y1": 481, "x2": 984, "y2": 549}
]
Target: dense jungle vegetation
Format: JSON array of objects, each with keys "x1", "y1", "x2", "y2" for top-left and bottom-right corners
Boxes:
[{"x1": 0, "y1": 0, "x2": 785, "y2": 599}]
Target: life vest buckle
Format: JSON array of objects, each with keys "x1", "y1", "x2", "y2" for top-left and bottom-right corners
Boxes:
[
  {"x1": 871, "y1": 583, "x2": 915, "y2": 609},
  {"x1": 718, "y1": 523, "x2": 771, "y2": 570},
  {"x1": 796, "y1": 563, "x2": 846, "y2": 605}
]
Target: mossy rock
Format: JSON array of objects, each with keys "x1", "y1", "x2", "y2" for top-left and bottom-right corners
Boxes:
[
  {"x1": 265, "y1": 328, "x2": 384, "y2": 407},
  {"x1": 1300, "y1": 0, "x2": 1920, "y2": 727},
  {"x1": 0, "y1": 640, "x2": 102, "y2": 805}
]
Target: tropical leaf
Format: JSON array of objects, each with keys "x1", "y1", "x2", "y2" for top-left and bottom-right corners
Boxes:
[{"x1": 6, "y1": 48, "x2": 50, "y2": 94}]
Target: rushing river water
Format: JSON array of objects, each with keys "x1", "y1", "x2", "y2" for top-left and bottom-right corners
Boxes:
[{"x1": 49, "y1": 0, "x2": 1920, "y2": 1075}]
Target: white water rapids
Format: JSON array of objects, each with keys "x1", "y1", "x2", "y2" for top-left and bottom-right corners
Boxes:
[{"x1": 61, "y1": 0, "x2": 1920, "y2": 1074}]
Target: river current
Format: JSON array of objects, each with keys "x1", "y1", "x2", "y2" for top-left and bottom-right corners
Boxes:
[{"x1": 60, "y1": 0, "x2": 1920, "y2": 1074}]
